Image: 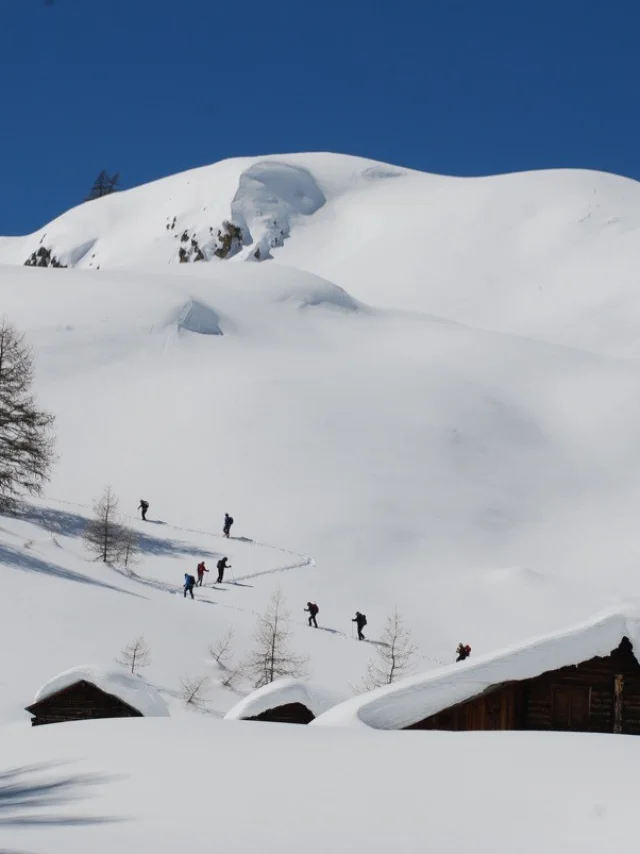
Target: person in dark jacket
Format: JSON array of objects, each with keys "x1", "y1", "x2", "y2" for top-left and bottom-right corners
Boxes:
[
  {"x1": 352, "y1": 611, "x2": 367, "y2": 640},
  {"x1": 223, "y1": 513, "x2": 234, "y2": 538},
  {"x1": 305, "y1": 602, "x2": 319, "y2": 628},
  {"x1": 196, "y1": 562, "x2": 208, "y2": 586},
  {"x1": 456, "y1": 643, "x2": 471, "y2": 662},
  {"x1": 184, "y1": 573, "x2": 196, "y2": 599},
  {"x1": 138, "y1": 499, "x2": 149, "y2": 521},
  {"x1": 216, "y1": 556, "x2": 230, "y2": 584}
]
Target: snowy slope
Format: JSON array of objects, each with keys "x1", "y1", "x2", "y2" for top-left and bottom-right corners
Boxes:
[
  {"x1": 0, "y1": 255, "x2": 640, "y2": 728},
  {"x1": 3, "y1": 153, "x2": 640, "y2": 355},
  {"x1": 2, "y1": 151, "x2": 640, "y2": 849}
]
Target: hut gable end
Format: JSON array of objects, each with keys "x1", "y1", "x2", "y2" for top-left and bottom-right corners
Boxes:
[
  {"x1": 25, "y1": 680, "x2": 143, "y2": 727},
  {"x1": 246, "y1": 702, "x2": 315, "y2": 724}
]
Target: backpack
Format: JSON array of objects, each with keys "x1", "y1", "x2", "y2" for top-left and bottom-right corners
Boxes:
[
  {"x1": 228, "y1": 516, "x2": 234, "y2": 525},
  {"x1": 217, "y1": 558, "x2": 225, "y2": 571},
  {"x1": 361, "y1": 614, "x2": 367, "y2": 626},
  {"x1": 464, "y1": 645, "x2": 471, "y2": 654},
  {"x1": 186, "y1": 575, "x2": 195, "y2": 586},
  {"x1": 310, "y1": 603, "x2": 319, "y2": 616}
]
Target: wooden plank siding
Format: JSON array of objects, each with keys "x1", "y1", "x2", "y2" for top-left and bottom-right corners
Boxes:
[
  {"x1": 406, "y1": 637, "x2": 640, "y2": 734},
  {"x1": 246, "y1": 702, "x2": 315, "y2": 724},
  {"x1": 25, "y1": 680, "x2": 143, "y2": 727}
]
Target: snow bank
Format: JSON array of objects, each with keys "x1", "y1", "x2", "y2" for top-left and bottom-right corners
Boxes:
[
  {"x1": 5, "y1": 716, "x2": 640, "y2": 853},
  {"x1": 270, "y1": 276, "x2": 364, "y2": 312},
  {"x1": 313, "y1": 609, "x2": 640, "y2": 730},
  {"x1": 32, "y1": 666, "x2": 170, "y2": 718},
  {"x1": 224, "y1": 677, "x2": 344, "y2": 721},
  {"x1": 166, "y1": 298, "x2": 224, "y2": 335}
]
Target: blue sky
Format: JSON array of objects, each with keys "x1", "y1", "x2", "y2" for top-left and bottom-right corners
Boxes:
[{"x1": 1, "y1": 0, "x2": 638, "y2": 234}]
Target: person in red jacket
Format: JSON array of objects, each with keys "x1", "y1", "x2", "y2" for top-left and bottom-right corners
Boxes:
[
  {"x1": 196, "y1": 561, "x2": 208, "y2": 587},
  {"x1": 456, "y1": 643, "x2": 471, "y2": 662}
]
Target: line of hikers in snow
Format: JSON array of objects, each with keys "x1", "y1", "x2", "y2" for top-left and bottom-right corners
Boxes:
[
  {"x1": 139, "y1": 499, "x2": 472, "y2": 662},
  {"x1": 183, "y1": 557, "x2": 230, "y2": 597},
  {"x1": 138, "y1": 500, "x2": 234, "y2": 540},
  {"x1": 296, "y1": 600, "x2": 370, "y2": 642},
  {"x1": 305, "y1": 605, "x2": 470, "y2": 659}
]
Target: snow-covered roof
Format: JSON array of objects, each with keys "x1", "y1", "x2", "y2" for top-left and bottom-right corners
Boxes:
[
  {"x1": 224, "y1": 678, "x2": 344, "y2": 721},
  {"x1": 30, "y1": 666, "x2": 170, "y2": 718},
  {"x1": 312, "y1": 609, "x2": 640, "y2": 730}
]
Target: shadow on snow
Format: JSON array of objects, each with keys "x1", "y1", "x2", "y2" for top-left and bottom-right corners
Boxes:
[
  {"x1": 0, "y1": 542, "x2": 142, "y2": 598},
  {"x1": 16, "y1": 506, "x2": 222, "y2": 560},
  {"x1": 0, "y1": 761, "x2": 124, "y2": 827}
]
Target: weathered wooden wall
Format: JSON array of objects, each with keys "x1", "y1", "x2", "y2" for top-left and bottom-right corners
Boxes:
[
  {"x1": 27, "y1": 681, "x2": 142, "y2": 727},
  {"x1": 406, "y1": 638, "x2": 640, "y2": 734},
  {"x1": 246, "y1": 702, "x2": 315, "y2": 724}
]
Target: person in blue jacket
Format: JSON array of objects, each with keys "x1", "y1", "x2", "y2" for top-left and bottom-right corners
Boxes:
[{"x1": 184, "y1": 573, "x2": 196, "y2": 599}]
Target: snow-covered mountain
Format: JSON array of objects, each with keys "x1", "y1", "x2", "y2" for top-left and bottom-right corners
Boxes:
[
  {"x1": 2, "y1": 152, "x2": 640, "y2": 852},
  {"x1": 3, "y1": 153, "x2": 640, "y2": 355}
]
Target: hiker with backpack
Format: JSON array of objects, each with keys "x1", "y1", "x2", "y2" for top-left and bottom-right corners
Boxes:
[
  {"x1": 138, "y1": 499, "x2": 149, "y2": 521},
  {"x1": 184, "y1": 573, "x2": 196, "y2": 599},
  {"x1": 304, "y1": 602, "x2": 319, "y2": 628},
  {"x1": 223, "y1": 513, "x2": 234, "y2": 538},
  {"x1": 216, "y1": 556, "x2": 230, "y2": 584},
  {"x1": 456, "y1": 643, "x2": 471, "y2": 662},
  {"x1": 352, "y1": 611, "x2": 367, "y2": 641},
  {"x1": 196, "y1": 561, "x2": 208, "y2": 587}
]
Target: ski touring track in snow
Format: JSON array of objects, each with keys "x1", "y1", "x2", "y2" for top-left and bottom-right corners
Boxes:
[
  {"x1": 25, "y1": 495, "x2": 315, "y2": 609},
  {"x1": 168, "y1": 521, "x2": 316, "y2": 582},
  {"x1": 21, "y1": 497, "x2": 447, "y2": 667}
]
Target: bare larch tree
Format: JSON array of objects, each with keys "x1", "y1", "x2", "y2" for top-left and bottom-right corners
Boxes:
[
  {"x1": 180, "y1": 676, "x2": 209, "y2": 709},
  {"x1": 117, "y1": 636, "x2": 151, "y2": 674},
  {"x1": 83, "y1": 486, "x2": 135, "y2": 563},
  {"x1": 0, "y1": 319, "x2": 55, "y2": 512},
  {"x1": 209, "y1": 627, "x2": 235, "y2": 669},
  {"x1": 209, "y1": 628, "x2": 244, "y2": 690},
  {"x1": 364, "y1": 608, "x2": 417, "y2": 689},
  {"x1": 245, "y1": 587, "x2": 309, "y2": 688}
]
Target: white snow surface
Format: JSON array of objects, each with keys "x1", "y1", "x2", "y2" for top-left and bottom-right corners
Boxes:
[
  {"x1": 2, "y1": 718, "x2": 640, "y2": 854},
  {"x1": 32, "y1": 665, "x2": 170, "y2": 718},
  {"x1": 314, "y1": 609, "x2": 640, "y2": 730},
  {"x1": 224, "y1": 677, "x2": 343, "y2": 720},
  {"x1": 3, "y1": 151, "x2": 640, "y2": 849}
]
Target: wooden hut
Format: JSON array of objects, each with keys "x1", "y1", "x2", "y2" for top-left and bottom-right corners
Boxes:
[
  {"x1": 225, "y1": 677, "x2": 343, "y2": 724},
  {"x1": 407, "y1": 637, "x2": 640, "y2": 734},
  {"x1": 311, "y1": 615, "x2": 640, "y2": 734},
  {"x1": 25, "y1": 666, "x2": 170, "y2": 727},
  {"x1": 26, "y1": 680, "x2": 143, "y2": 727}
]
